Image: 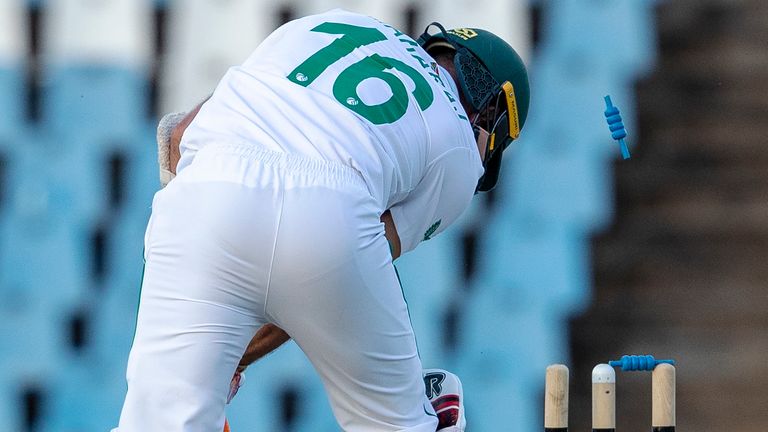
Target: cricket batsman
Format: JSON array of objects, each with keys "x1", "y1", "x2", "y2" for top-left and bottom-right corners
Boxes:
[{"x1": 113, "y1": 9, "x2": 529, "y2": 432}]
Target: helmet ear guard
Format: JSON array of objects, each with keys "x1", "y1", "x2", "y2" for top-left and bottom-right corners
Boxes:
[{"x1": 474, "y1": 81, "x2": 521, "y2": 192}]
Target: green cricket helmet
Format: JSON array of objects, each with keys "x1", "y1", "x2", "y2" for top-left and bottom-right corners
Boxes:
[{"x1": 417, "y1": 24, "x2": 530, "y2": 192}]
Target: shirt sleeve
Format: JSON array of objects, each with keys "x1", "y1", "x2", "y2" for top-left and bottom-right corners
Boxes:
[{"x1": 388, "y1": 147, "x2": 483, "y2": 254}]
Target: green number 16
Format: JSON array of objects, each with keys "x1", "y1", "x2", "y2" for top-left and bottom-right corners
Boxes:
[{"x1": 288, "y1": 22, "x2": 434, "y2": 125}]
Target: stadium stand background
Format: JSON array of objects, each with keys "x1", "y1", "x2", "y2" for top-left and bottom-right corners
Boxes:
[{"x1": 3, "y1": 1, "x2": 764, "y2": 431}]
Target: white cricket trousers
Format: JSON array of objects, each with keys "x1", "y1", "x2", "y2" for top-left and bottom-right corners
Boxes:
[{"x1": 114, "y1": 143, "x2": 437, "y2": 432}]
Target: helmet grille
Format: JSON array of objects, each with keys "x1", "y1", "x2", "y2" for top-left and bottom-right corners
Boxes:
[{"x1": 455, "y1": 49, "x2": 499, "y2": 111}]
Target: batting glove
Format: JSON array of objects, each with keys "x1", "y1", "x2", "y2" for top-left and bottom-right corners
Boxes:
[
  {"x1": 156, "y1": 111, "x2": 186, "y2": 187},
  {"x1": 423, "y1": 369, "x2": 466, "y2": 432}
]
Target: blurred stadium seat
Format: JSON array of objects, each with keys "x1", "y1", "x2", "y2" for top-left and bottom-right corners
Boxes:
[
  {"x1": 0, "y1": 0, "x2": 26, "y2": 132},
  {"x1": 161, "y1": 0, "x2": 269, "y2": 112},
  {"x1": 42, "y1": 0, "x2": 153, "y2": 68},
  {"x1": 41, "y1": 0, "x2": 153, "y2": 225},
  {"x1": 0, "y1": 1, "x2": 29, "y2": 430}
]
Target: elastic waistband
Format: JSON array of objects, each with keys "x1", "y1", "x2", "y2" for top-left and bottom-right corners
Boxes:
[{"x1": 193, "y1": 142, "x2": 368, "y2": 190}]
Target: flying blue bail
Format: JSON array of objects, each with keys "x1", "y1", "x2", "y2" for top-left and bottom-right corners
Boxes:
[{"x1": 604, "y1": 95, "x2": 630, "y2": 159}]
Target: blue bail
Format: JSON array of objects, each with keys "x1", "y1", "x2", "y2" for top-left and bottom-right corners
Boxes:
[{"x1": 604, "y1": 95, "x2": 630, "y2": 159}]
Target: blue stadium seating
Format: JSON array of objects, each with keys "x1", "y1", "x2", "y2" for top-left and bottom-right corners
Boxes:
[{"x1": 0, "y1": 71, "x2": 24, "y2": 135}]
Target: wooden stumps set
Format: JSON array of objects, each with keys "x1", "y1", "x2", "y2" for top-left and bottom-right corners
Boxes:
[{"x1": 545, "y1": 355, "x2": 676, "y2": 431}]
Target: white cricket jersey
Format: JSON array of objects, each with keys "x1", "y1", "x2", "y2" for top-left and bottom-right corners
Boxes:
[{"x1": 180, "y1": 9, "x2": 483, "y2": 253}]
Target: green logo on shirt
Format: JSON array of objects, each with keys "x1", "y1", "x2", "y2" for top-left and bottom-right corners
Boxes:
[{"x1": 423, "y1": 220, "x2": 441, "y2": 241}]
